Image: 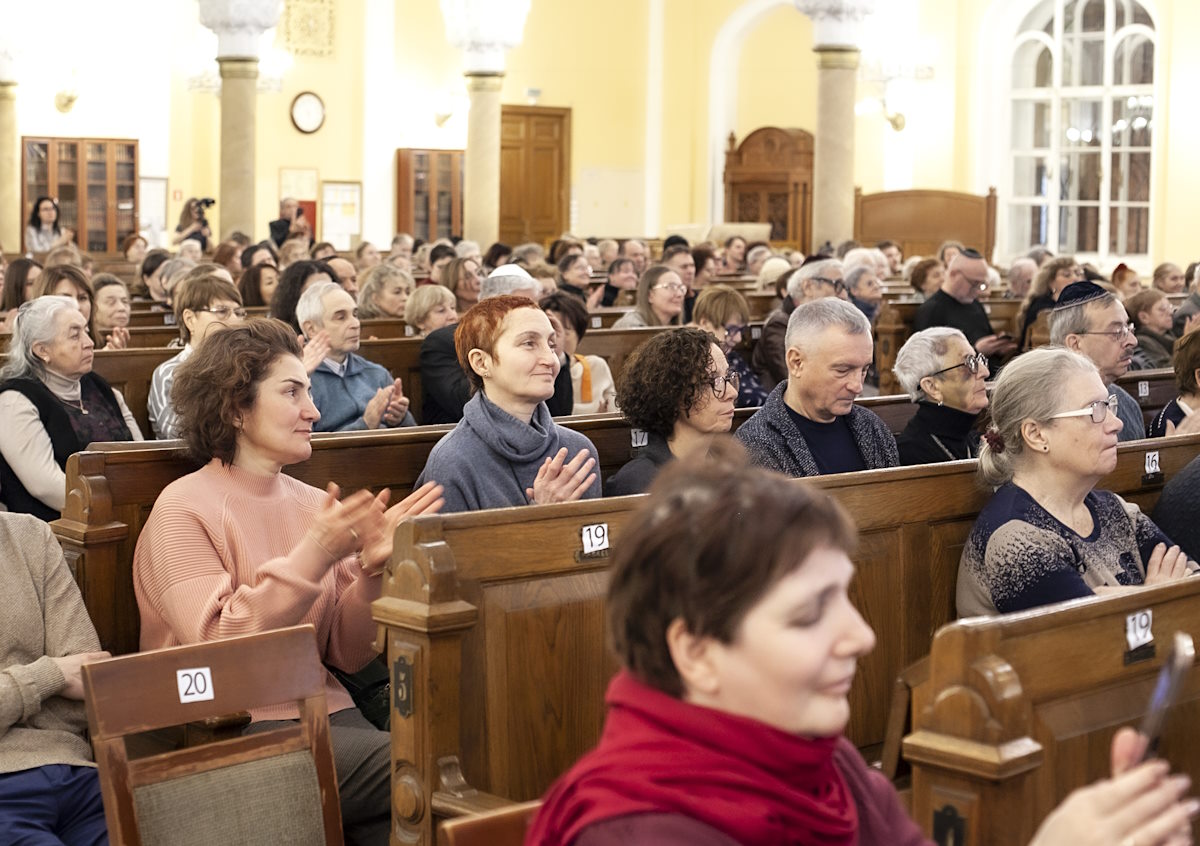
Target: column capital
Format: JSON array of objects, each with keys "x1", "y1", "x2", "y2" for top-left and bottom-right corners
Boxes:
[
  {"x1": 440, "y1": 0, "x2": 530, "y2": 74},
  {"x1": 217, "y1": 57, "x2": 261, "y2": 80},
  {"x1": 198, "y1": 0, "x2": 281, "y2": 59},
  {"x1": 793, "y1": 0, "x2": 877, "y2": 50}
]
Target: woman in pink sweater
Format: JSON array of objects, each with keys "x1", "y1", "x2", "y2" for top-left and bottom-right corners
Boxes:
[{"x1": 133, "y1": 318, "x2": 442, "y2": 846}]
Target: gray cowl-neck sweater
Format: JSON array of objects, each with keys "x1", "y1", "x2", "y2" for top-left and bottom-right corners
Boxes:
[{"x1": 417, "y1": 391, "x2": 602, "y2": 513}]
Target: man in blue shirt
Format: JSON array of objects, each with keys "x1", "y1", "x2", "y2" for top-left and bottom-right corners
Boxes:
[{"x1": 297, "y1": 281, "x2": 416, "y2": 431}]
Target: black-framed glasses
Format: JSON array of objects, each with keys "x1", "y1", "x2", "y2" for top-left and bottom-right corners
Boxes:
[
  {"x1": 710, "y1": 370, "x2": 740, "y2": 398},
  {"x1": 1048, "y1": 394, "x2": 1118, "y2": 424},
  {"x1": 723, "y1": 323, "x2": 748, "y2": 338},
  {"x1": 198, "y1": 306, "x2": 248, "y2": 320},
  {"x1": 811, "y1": 276, "x2": 847, "y2": 295},
  {"x1": 1079, "y1": 322, "x2": 1135, "y2": 342},
  {"x1": 927, "y1": 352, "x2": 988, "y2": 379}
]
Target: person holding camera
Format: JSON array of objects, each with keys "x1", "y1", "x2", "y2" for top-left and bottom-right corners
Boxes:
[{"x1": 172, "y1": 196, "x2": 213, "y2": 253}]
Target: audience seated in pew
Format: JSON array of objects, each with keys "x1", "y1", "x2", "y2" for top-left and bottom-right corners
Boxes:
[
  {"x1": 912, "y1": 248, "x2": 1017, "y2": 371},
  {"x1": 327, "y1": 256, "x2": 359, "y2": 296},
  {"x1": 0, "y1": 297, "x2": 142, "y2": 519},
  {"x1": 33, "y1": 265, "x2": 112, "y2": 354},
  {"x1": 147, "y1": 273, "x2": 245, "y2": 439},
  {"x1": 417, "y1": 295, "x2": 599, "y2": 513},
  {"x1": 540, "y1": 292, "x2": 616, "y2": 414},
  {"x1": 660, "y1": 245, "x2": 698, "y2": 322},
  {"x1": 1172, "y1": 273, "x2": 1200, "y2": 336},
  {"x1": 2, "y1": 258, "x2": 43, "y2": 331},
  {"x1": 738, "y1": 298, "x2": 898, "y2": 476},
  {"x1": 299, "y1": 281, "x2": 416, "y2": 432},
  {"x1": 236, "y1": 261, "x2": 279, "y2": 308},
  {"x1": 596, "y1": 258, "x2": 638, "y2": 308},
  {"x1": 957, "y1": 348, "x2": 1194, "y2": 617},
  {"x1": 844, "y1": 263, "x2": 883, "y2": 323},
  {"x1": 528, "y1": 444, "x2": 1195, "y2": 846},
  {"x1": 420, "y1": 268, "x2": 573, "y2": 424},
  {"x1": 752, "y1": 257, "x2": 846, "y2": 392},
  {"x1": 606, "y1": 328, "x2": 736, "y2": 496},
  {"x1": 686, "y1": 285, "x2": 765, "y2": 409},
  {"x1": 1152, "y1": 452, "x2": 1200, "y2": 562},
  {"x1": 892, "y1": 328, "x2": 989, "y2": 465},
  {"x1": 557, "y1": 252, "x2": 591, "y2": 303},
  {"x1": 1050, "y1": 281, "x2": 1146, "y2": 440},
  {"x1": 357, "y1": 262, "x2": 414, "y2": 321},
  {"x1": 90, "y1": 274, "x2": 131, "y2": 352},
  {"x1": 905, "y1": 257, "x2": 943, "y2": 300},
  {"x1": 404, "y1": 284, "x2": 459, "y2": 338},
  {"x1": 0, "y1": 512, "x2": 111, "y2": 844},
  {"x1": 1150, "y1": 330, "x2": 1200, "y2": 437},
  {"x1": 445, "y1": 255, "x2": 483, "y2": 315},
  {"x1": 611, "y1": 265, "x2": 684, "y2": 329},
  {"x1": 1127, "y1": 288, "x2": 1181, "y2": 370},
  {"x1": 268, "y1": 259, "x2": 335, "y2": 334},
  {"x1": 132, "y1": 319, "x2": 444, "y2": 845},
  {"x1": 1015, "y1": 256, "x2": 1084, "y2": 349}
]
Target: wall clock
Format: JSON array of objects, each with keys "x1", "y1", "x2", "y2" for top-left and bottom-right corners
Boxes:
[{"x1": 290, "y1": 91, "x2": 325, "y2": 134}]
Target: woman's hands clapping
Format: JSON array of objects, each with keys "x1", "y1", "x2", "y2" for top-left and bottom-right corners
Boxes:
[
  {"x1": 526, "y1": 448, "x2": 596, "y2": 505},
  {"x1": 359, "y1": 481, "x2": 444, "y2": 574}
]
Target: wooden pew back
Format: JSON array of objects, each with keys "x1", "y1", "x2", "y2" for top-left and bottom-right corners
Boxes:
[
  {"x1": 905, "y1": 577, "x2": 1200, "y2": 843},
  {"x1": 372, "y1": 435, "x2": 1200, "y2": 844}
]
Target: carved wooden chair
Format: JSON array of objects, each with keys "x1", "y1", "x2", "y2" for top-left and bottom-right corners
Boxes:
[{"x1": 82, "y1": 625, "x2": 344, "y2": 846}]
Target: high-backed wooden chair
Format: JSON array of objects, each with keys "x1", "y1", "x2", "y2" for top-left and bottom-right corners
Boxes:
[
  {"x1": 82, "y1": 625, "x2": 344, "y2": 846},
  {"x1": 438, "y1": 800, "x2": 541, "y2": 846}
]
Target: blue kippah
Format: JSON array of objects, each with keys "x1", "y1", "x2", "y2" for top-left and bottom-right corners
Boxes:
[{"x1": 1054, "y1": 280, "x2": 1108, "y2": 309}]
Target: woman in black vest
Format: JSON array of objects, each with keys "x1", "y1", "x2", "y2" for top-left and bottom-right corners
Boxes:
[{"x1": 0, "y1": 296, "x2": 142, "y2": 520}]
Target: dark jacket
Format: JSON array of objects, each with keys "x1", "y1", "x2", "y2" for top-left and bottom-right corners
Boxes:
[
  {"x1": 896, "y1": 402, "x2": 982, "y2": 466},
  {"x1": 419, "y1": 324, "x2": 574, "y2": 425},
  {"x1": 750, "y1": 307, "x2": 789, "y2": 391},
  {"x1": 735, "y1": 382, "x2": 899, "y2": 477},
  {"x1": 1152, "y1": 454, "x2": 1200, "y2": 561},
  {"x1": 1173, "y1": 291, "x2": 1200, "y2": 337},
  {"x1": 1132, "y1": 326, "x2": 1176, "y2": 370},
  {"x1": 605, "y1": 432, "x2": 673, "y2": 497}
]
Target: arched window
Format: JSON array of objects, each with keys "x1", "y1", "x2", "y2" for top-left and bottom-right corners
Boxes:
[{"x1": 1008, "y1": 0, "x2": 1155, "y2": 262}]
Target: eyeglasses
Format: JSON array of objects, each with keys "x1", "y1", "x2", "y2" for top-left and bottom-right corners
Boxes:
[
  {"x1": 198, "y1": 306, "x2": 248, "y2": 320},
  {"x1": 1079, "y1": 322, "x2": 1135, "y2": 342},
  {"x1": 1048, "y1": 394, "x2": 1118, "y2": 424},
  {"x1": 654, "y1": 282, "x2": 687, "y2": 293},
  {"x1": 710, "y1": 370, "x2": 741, "y2": 398},
  {"x1": 723, "y1": 323, "x2": 748, "y2": 338},
  {"x1": 928, "y1": 352, "x2": 989, "y2": 379},
  {"x1": 811, "y1": 276, "x2": 847, "y2": 295}
]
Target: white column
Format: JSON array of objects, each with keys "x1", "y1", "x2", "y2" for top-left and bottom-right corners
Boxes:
[
  {"x1": 0, "y1": 48, "x2": 17, "y2": 253},
  {"x1": 198, "y1": 0, "x2": 281, "y2": 240},
  {"x1": 441, "y1": 0, "x2": 530, "y2": 244},
  {"x1": 794, "y1": 0, "x2": 876, "y2": 248}
]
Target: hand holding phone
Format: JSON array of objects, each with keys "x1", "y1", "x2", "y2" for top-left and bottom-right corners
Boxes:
[{"x1": 1138, "y1": 630, "x2": 1194, "y2": 761}]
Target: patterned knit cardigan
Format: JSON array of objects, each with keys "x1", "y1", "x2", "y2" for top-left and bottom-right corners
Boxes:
[{"x1": 735, "y1": 382, "x2": 899, "y2": 477}]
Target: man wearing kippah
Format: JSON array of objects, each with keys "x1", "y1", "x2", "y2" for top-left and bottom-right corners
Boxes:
[
  {"x1": 1049, "y1": 280, "x2": 1145, "y2": 440},
  {"x1": 912, "y1": 248, "x2": 1018, "y2": 373}
]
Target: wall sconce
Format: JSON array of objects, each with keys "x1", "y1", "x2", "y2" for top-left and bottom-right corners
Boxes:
[
  {"x1": 855, "y1": 97, "x2": 905, "y2": 131},
  {"x1": 55, "y1": 90, "x2": 78, "y2": 113},
  {"x1": 434, "y1": 110, "x2": 453, "y2": 127}
]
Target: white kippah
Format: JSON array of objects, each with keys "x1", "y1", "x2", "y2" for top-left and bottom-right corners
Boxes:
[{"x1": 488, "y1": 263, "x2": 533, "y2": 280}]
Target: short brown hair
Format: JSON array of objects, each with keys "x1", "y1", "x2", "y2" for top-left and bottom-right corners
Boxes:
[
  {"x1": 172, "y1": 318, "x2": 301, "y2": 465},
  {"x1": 607, "y1": 439, "x2": 857, "y2": 696},
  {"x1": 692, "y1": 284, "x2": 748, "y2": 328},
  {"x1": 454, "y1": 295, "x2": 541, "y2": 395},
  {"x1": 1174, "y1": 330, "x2": 1200, "y2": 394},
  {"x1": 173, "y1": 273, "x2": 243, "y2": 344},
  {"x1": 1125, "y1": 289, "x2": 1166, "y2": 329}
]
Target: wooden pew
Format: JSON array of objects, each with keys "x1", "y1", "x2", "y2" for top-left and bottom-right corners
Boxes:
[
  {"x1": 370, "y1": 434, "x2": 1200, "y2": 844},
  {"x1": 904, "y1": 578, "x2": 1200, "y2": 843}
]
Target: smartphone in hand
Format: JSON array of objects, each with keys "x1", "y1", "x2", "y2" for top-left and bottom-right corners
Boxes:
[{"x1": 1139, "y1": 631, "x2": 1195, "y2": 761}]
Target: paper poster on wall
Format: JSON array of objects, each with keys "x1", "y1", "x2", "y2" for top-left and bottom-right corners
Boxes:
[{"x1": 321, "y1": 181, "x2": 362, "y2": 251}]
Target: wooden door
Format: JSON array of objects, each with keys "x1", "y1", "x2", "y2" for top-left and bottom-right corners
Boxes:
[{"x1": 499, "y1": 106, "x2": 570, "y2": 246}]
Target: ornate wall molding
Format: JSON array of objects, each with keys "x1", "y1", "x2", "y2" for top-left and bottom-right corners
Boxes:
[
  {"x1": 440, "y1": 0, "x2": 531, "y2": 75},
  {"x1": 198, "y1": 0, "x2": 282, "y2": 59},
  {"x1": 282, "y1": 0, "x2": 334, "y2": 57},
  {"x1": 793, "y1": 0, "x2": 877, "y2": 48}
]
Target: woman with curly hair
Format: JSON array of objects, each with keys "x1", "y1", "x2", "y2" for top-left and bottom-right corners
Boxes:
[{"x1": 605, "y1": 327, "x2": 737, "y2": 496}]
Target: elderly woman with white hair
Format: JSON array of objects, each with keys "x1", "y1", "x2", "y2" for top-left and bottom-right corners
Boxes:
[
  {"x1": 0, "y1": 297, "x2": 143, "y2": 518},
  {"x1": 892, "y1": 327, "x2": 989, "y2": 465},
  {"x1": 957, "y1": 347, "x2": 1194, "y2": 617},
  {"x1": 844, "y1": 264, "x2": 882, "y2": 322}
]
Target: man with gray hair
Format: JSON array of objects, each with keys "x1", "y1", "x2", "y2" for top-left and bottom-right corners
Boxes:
[
  {"x1": 1049, "y1": 280, "x2": 1145, "y2": 440},
  {"x1": 737, "y1": 297, "x2": 898, "y2": 476},
  {"x1": 298, "y1": 281, "x2": 416, "y2": 432},
  {"x1": 620, "y1": 239, "x2": 648, "y2": 275},
  {"x1": 745, "y1": 245, "x2": 772, "y2": 278},
  {"x1": 419, "y1": 264, "x2": 572, "y2": 424},
  {"x1": 752, "y1": 257, "x2": 847, "y2": 391},
  {"x1": 455, "y1": 240, "x2": 481, "y2": 263},
  {"x1": 1006, "y1": 257, "x2": 1037, "y2": 300}
]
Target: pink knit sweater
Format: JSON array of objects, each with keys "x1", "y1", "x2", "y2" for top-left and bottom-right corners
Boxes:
[{"x1": 133, "y1": 459, "x2": 382, "y2": 721}]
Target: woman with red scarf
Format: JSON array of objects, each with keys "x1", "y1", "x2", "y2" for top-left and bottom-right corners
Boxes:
[{"x1": 527, "y1": 441, "x2": 1197, "y2": 846}]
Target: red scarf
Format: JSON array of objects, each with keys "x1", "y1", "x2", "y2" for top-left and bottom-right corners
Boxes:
[{"x1": 526, "y1": 670, "x2": 857, "y2": 846}]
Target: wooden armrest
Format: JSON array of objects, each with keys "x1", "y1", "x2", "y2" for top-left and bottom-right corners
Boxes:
[
  {"x1": 432, "y1": 789, "x2": 515, "y2": 819},
  {"x1": 880, "y1": 656, "x2": 930, "y2": 782}
]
